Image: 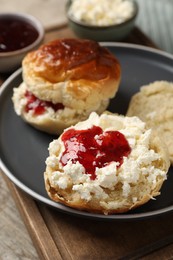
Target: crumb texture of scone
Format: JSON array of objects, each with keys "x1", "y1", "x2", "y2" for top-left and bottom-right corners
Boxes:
[
  {"x1": 44, "y1": 112, "x2": 170, "y2": 215},
  {"x1": 127, "y1": 81, "x2": 173, "y2": 164},
  {"x1": 12, "y1": 38, "x2": 121, "y2": 134}
]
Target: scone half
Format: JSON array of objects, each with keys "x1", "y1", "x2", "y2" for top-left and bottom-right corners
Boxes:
[
  {"x1": 44, "y1": 112, "x2": 170, "y2": 215},
  {"x1": 127, "y1": 81, "x2": 173, "y2": 164}
]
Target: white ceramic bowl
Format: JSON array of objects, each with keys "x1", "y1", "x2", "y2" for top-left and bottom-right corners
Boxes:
[{"x1": 0, "y1": 13, "x2": 44, "y2": 73}]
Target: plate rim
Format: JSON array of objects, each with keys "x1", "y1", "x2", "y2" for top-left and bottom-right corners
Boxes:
[{"x1": 1, "y1": 42, "x2": 173, "y2": 221}]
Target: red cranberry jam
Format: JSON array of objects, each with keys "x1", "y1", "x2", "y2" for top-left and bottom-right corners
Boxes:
[
  {"x1": 60, "y1": 125, "x2": 131, "y2": 180},
  {"x1": 25, "y1": 91, "x2": 64, "y2": 115},
  {"x1": 0, "y1": 17, "x2": 39, "y2": 52}
]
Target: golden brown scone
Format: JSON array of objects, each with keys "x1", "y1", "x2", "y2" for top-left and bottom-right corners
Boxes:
[
  {"x1": 44, "y1": 112, "x2": 170, "y2": 215},
  {"x1": 127, "y1": 81, "x2": 173, "y2": 164},
  {"x1": 12, "y1": 38, "x2": 121, "y2": 134}
]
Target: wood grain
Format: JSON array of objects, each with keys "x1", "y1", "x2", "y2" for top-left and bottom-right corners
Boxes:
[
  {"x1": 5, "y1": 176, "x2": 62, "y2": 260},
  {"x1": 0, "y1": 171, "x2": 39, "y2": 260}
]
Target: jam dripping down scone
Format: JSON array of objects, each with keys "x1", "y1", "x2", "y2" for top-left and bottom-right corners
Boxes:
[
  {"x1": 44, "y1": 112, "x2": 170, "y2": 215},
  {"x1": 127, "y1": 81, "x2": 173, "y2": 164},
  {"x1": 12, "y1": 38, "x2": 121, "y2": 134}
]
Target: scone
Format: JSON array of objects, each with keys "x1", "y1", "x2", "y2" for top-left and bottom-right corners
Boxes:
[
  {"x1": 12, "y1": 38, "x2": 121, "y2": 134},
  {"x1": 127, "y1": 81, "x2": 173, "y2": 164},
  {"x1": 44, "y1": 112, "x2": 170, "y2": 215}
]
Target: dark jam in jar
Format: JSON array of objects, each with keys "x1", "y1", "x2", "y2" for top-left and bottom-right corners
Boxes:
[
  {"x1": 60, "y1": 125, "x2": 131, "y2": 180},
  {"x1": 25, "y1": 91, "x2": 64, "y2": 115},
  {"x1": 0, "y1": 17, "x2": 39, "y2": 52}
]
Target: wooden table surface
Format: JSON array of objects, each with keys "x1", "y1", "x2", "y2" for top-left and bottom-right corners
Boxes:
[{"x1": 1, "y1": 26, "x2": 173, "y2": 260}]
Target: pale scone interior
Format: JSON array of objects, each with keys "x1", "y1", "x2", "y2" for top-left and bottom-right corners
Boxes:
[
  {"x1": 12, "y1": 82, "x2": 109, "y2": 134},
  {"x1": 44, "y1": 112, "x2": 170, "y2": 215},
  {"x1": 127, "y1": 81, "x2": 173, "y2": 164}
]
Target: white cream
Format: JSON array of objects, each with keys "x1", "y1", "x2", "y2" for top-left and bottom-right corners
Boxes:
[
  {"x1": 12, "y1": 83, "x2": 109, "y2": 121},
  {"x1": 68, "y1": 0, "x2": 135, "y2": 26},
  {"x1": 47, "y1": 112, "x2": 166, "y2": 201}
]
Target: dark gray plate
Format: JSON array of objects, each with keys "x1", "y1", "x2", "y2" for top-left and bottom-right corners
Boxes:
[{"x1": 0, "y1": 43, "x2": 173, "y2": 220}]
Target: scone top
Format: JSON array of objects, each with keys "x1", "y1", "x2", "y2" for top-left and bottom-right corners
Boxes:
[
  {"x1": 22, "y1": 38, "x2": 121, "y2": 103},
  {"x1": 23, "y1": 38, "x2": 120, "y2": 82}
]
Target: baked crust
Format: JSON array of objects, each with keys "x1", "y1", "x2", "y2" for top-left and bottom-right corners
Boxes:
[
  {"x1": 44, "y1": 113, "x2": 170, "y2": 215},
  {"x1": 22, "y1": 39, "x2": 121, "y2": 105}
]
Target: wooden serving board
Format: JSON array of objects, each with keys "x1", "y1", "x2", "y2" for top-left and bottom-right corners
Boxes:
[{"x1": 2, "y1": 27, "x2": 173, "y2": 260}]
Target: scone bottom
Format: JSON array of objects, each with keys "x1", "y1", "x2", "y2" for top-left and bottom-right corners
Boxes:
[{"x1": 44, "y1": 112, "x2": 170, "y2": 215}]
